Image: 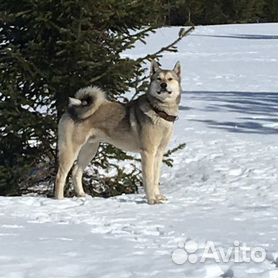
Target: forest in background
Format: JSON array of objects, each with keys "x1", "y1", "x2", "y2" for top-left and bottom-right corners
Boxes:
[{"x1": 166, "y1": 0, "x2": 277, "y2": 25}]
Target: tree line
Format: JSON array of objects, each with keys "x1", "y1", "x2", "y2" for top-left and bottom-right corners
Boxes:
[{"x1": 166, "y1": 0, "x2": 277, "y2": 25}]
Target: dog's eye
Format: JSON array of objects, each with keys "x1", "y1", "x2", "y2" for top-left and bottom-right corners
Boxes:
[
  {"x1": 168, "y1": 78, "x2": 173, "y2": 81},
  {"x1": 157, "y1": 77, "x2": 161, "y2": 81}
]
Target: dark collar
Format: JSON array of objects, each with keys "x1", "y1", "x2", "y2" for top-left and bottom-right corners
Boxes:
[{"x1": 147, "y1": 98, "x2": 177, "y2": 122}]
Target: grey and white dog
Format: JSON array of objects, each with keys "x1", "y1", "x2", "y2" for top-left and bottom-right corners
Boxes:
[{"x1": 55, "y1": 61, "x2": 181, "y2": 204}]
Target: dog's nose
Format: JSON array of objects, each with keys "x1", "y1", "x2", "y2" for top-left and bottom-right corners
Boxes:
[{"x1": 160, "y1": 82, "x2": 167, "y2": 89}]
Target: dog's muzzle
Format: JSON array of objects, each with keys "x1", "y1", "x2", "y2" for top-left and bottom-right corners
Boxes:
[
  {"x1": 157, "y1": 90, "x2": 172, "y2": 95},
  {"x1": 157, "y1": 82, "x2": 172, "y2": 94}
]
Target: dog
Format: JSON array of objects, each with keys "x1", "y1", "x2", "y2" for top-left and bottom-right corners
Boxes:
[{"x1": 55, "y1": 60, "x2": 181, "y2": 204}]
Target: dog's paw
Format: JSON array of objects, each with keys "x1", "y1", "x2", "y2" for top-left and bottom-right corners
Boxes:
[
  {"x1": 76, "y1": 192, "x2": 87, "y2": 198},
  {"x1": 147, "y1": 199, "x2": 156, "y2": 205},
  {"x1": 155, "y1": 194, "x2": 168, "y2": 202},
  {"x1": 147, "y1": 194, "x2": 168, "y2": 205},
  {"x1": 54, "y1": 194, "x2": 64, "y2": 200}
]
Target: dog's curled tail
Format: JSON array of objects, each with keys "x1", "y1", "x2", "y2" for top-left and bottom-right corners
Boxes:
[{"x1": 68, "y1": 86, "x2": 106, "y2": 120}]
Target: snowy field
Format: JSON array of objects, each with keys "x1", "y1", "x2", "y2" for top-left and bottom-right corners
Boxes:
[{"x1": 0, "y1": 23, "x2": 277, "y2": 278}]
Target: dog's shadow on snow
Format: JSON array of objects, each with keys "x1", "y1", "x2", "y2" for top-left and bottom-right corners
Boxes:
[{"x1": 184, "y1": 91, "x2": 277, "y2": 134}]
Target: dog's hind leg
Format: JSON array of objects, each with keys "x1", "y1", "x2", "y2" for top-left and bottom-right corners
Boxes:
[
  {"x1": 72, "y1": 141, "x2": 99, "y2": 197},
  {"x1": 55, "y1": 142, "x2": 82, "y2": 199},
  {"x1": 55, "y1": 118, "x2": 86, "y2": 199}
]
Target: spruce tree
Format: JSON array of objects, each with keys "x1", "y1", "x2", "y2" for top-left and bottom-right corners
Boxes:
[{"x1": 0, "y1": 0, "x2": 189, "y2": 196}]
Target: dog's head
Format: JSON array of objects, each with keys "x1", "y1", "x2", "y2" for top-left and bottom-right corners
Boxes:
[{"x1": 149, "y1": 60, "x2": 181, "y2": 104}]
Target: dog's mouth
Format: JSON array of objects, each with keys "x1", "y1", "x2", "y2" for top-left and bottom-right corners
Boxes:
[{"x1": 157, "y1": 90, "x2": 172, "y2": 95}]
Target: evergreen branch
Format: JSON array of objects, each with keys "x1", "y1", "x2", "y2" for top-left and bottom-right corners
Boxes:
[
  {"x1": 89, "y1": 71, "x2": 108, "y2": 83},
  {"x1": 115, "y1": 26, "x2": 156, "y2": 55},
  {"x1": 164, "y1": 143, "x2": 186, "y2": 158},
  {"x1": 136, "y1": 25, "x2": 194, "y2": 63},
  {"x1": 163, "y1": 143, "x2": 186, "y2": 167}
]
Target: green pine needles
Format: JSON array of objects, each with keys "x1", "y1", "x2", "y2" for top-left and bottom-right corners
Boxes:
[{"x1": 0, "y1": 0, "x2": 191, "y2": 196}]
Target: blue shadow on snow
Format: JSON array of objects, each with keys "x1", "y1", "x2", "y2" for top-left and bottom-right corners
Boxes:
[{"x1": 183, "y1": 91, "x2": 278, "y2": 135}]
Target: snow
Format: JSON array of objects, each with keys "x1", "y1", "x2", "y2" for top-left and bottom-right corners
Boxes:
[{"x1": 0, "y1": 23, "x2": 277, "y2": 278}]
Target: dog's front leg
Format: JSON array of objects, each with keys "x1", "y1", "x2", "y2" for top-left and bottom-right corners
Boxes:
[
  {"x1": 153, "y1": 148, "x2": 167, "y2": 202},
  {"x1": 141, "y1": 150, "x2": 156, "y2": 204}
]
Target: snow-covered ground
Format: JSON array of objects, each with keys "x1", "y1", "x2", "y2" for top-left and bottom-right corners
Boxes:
[{"x1": 0, "y1": 23, "x2": 277, "y2": 278}]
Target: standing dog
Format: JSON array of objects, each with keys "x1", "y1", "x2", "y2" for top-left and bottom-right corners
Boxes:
[{"x1": 55, "y1": 61, "x2": 181, "y2": 204}]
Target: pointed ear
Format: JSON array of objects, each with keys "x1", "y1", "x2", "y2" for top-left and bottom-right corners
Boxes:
[
  {"x1": 69, "y1": 97, "x2": 82, "y2": 106},
  {"x1": 150, "y1": 60, "x2": 160, "y2": 75},
  {"x1": 173, "y1": 61, "x2": 181, "y2": 78}
]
